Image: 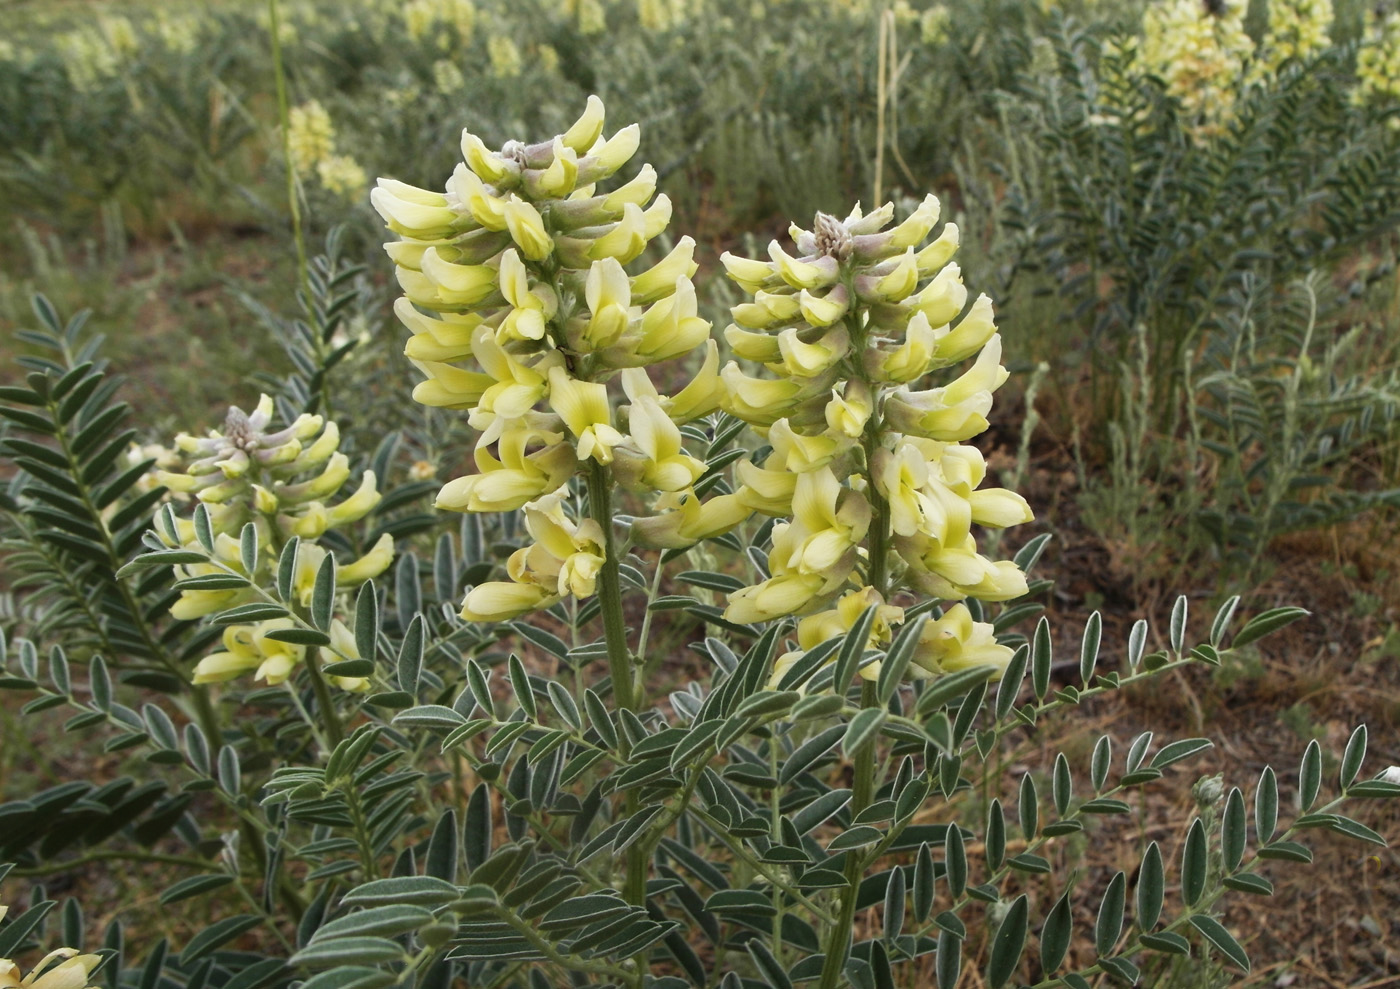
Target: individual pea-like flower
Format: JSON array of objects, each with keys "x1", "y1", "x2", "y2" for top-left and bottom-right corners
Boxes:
[
  {"x1": 192, "y1": 618, "x2": 369, "y2": 691},
  {"x1": 0, "y1": 936, "x2": 103, "y2": 989},
  {"x1": 718, "y1": 195, "x2": 1033, "y2": 684},
  {"x1": 377, "y1": 97, "x2": 746, "y2": 623},
  {"x1": 768, "y1": 587, "x2": 905, "y2": 689},
  {"x1": 909, "y1": 603, "x2": 1015, "y2": 678}
]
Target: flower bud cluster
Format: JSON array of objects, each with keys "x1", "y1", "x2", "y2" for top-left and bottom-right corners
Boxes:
[
  {"x1": 374, "y1": 97, "x2": 733, "y2": 623},
  {"x1": 714, "y1": 197, "x2": 1034, "y2": 683},
  {"x1": 155, "y1": 397, "x2": 394, "y2": 691}
]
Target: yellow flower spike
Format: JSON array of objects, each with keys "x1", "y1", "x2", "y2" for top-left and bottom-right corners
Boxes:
[
  {"x1": 371, "y1": 179, "x2": 458, "y2": 237},
  {"x1": 614, "y1": 395, "x2": 706, "y2": 492},
  {"x1": 418, "y1": 248, "x2": 500, "y2": 306},
  {"x1": 435, "y1": 425, "x2": 574, "y2": 513},
  {"x1": 720, "y1": 251, "x2": 779, "y2": 294},
  {"x1": 798, "y1": 285, "x2": 850, "y2": 328},
  {"x1": 934, "y1": 293, "x2": 997, "y2": 365},
  {"x1": 411, "y1": 361, "x2": 495, "y2": 408},
  {"x1": 588, "y1": 202, "x2": 649, "y2": 264},
  {"x1": 915, "y1": 222, "x2": 960, "y2": 277},
  {"x1": 460, "y1": 580, "x2": 560, "y2": 621},
  {"x1": 890, "y1": 193, "x2": 942, "y2": 249},
  {"x1": 768, "y1": 242, "x2": 839, "y2": 290},
  {"x1": 724, "y1": 324, "x2": 783, "y2": 363},
  {"x1": 867, "y1": 311, "x2": 938, "y2": 384},
  {"x1": 584, "y1": 257, "x2": 634, "y2": 349},
  {"x1": 968, "y1": 488, "x2": 1034, "y2": 528},
  {"x1": 582, "y1": 123, "x2": 641, "y2": 181},
  {"x1": 326, "y1": 471, "x2": 382, "y2": 526},
  {"x1": 562, "y1": 94, "x2": 607, "y2": 154},
  {"x1": 910, "y1": 603, "x2": 1013, "y2": 678},
  {"x1": 635, "y1": 278, "x2": 710, "y2": 362},
  {"x1": 629, "y1": 489, "x2": 753, "y2": 548},
  {"x1": 659, "y1": 339, "x2": 724, "y2": 422},
  {"x1": 503, "y1": 197, "x2": 553, "y2": 260},
  {"x1": 547, "y1": 367, "x2": 623, "y2": 463},
  {"x1": 461, "y1": 131, "x2": 520, "y2": 186},
  {"x1": 338, "y1": 533, "x2": 396, "y2": 585},
  {"x1": 603, "y1": 162, "x2": 658, "y2": 212},
  {"x1": 719, "y1": 362, "x2": 807, "y2": 425},
  {"x1": 773, "y1": 325, "x2": 849, "y2": 377},
  {"x1": 912, "y1": 262, "x2": 968, "y2": 328},
  {"x1": 630, "y1": 237, "x2": 697, "y2": 304},
  {"x1": 825, "y1": 380, "x2": 872, "y2": 439}
]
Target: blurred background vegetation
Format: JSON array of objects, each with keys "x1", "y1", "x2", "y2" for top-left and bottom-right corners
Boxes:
[{"x1": 1, "y1": 0, "x2": 1399, "y2": 983}]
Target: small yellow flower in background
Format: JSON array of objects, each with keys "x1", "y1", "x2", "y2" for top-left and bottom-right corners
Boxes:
[
  {"x1": 1140, "y1": 0, "x2": 1252, "y2": 136},
  {"x1": 0, "y1": 942, "x2": 103, "y2": 989},
  {"x1": 405, "y1": 0, "x2": 476, "y2": 44},
  {"x1": 433, "y1": 58, "x2": 466, "y2": 93},
  {"x1": 154, "y1": 12, "x2": 200, "y2": 54},
  {"x1": 562, "y1": 0, "x2": 607, "y2": 34},
  {"x1": 920, "y1": 3, "x2": 951, "y2": 44},
  {"x1": 1258, "y1": 0, "x2": 1331, "y2": 75},
  {"x1": 488, "y1": 35, "x2": 523, "y2": 79},
  {"x1": 1355, "y1": 5, "x2": 1400, "y2": 112},
  {"x1": 99, "y1": 15, "x2": 139, "y2": 58},
  {"x1": 536, "y1": 43, "x2": 561, "y2": 74},
  {"x1": 287, "y1": 101, "x2": 335, "y2": 174},
  {"x1": 317, "y1": 155, "x2": 368, "y2": 202}
]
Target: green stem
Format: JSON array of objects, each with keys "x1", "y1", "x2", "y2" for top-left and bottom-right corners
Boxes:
[
  {"x1": 11, "y1": 850, "x2": 218, "y2": 877},
  {"x1": 817, "y1": 414, "x2": 892, "y2": 989},
  {"x1": 267, "y1": 0, "x2": 309, "y2": 300},
  {"x1": 303, "y1": 646, "x2": 345, "y2": 748},
  {"x1": 586, "y1": 461, "x2": 635, "y2": 713}
]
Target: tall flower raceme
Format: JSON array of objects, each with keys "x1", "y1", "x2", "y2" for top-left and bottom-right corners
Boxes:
[
  {"x1": 154, "y1": 396, "x2": 394, "y2": 690},
  {"x1": 373, "y1": 96, "x2": 739, "y2": 697},
  {"x1": 1354, "y1": 5, "x2": 1400, "y2": 115},
  {"x1": 1140, "y1": 0, "x2": 1253, "y2": 137},
  {"x1": 711, "y1": 198, "x2": 1033, "y2": 685},
  {"x1": 1256, "y1": 0, "x2": 1332, "y2": 76}
]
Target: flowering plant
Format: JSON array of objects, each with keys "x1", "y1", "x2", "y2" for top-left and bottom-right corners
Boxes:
[{"x1": 0, "y1": 97, "x2": 1394, "y2": 989}]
